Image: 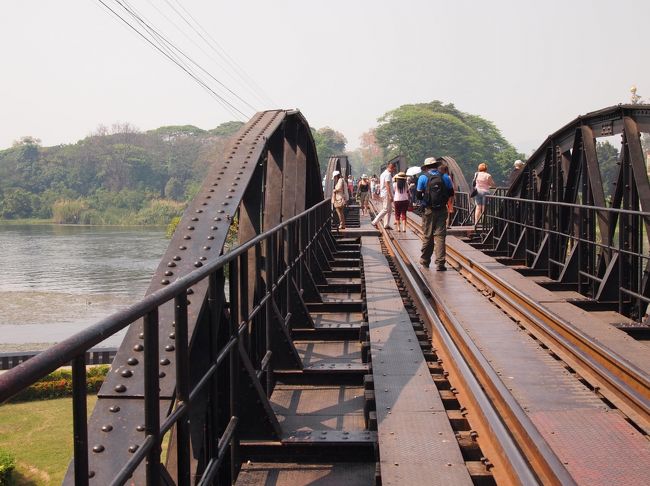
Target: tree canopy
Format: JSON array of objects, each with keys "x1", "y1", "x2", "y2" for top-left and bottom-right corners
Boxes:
[
  {"x1": 374, "y1": 101, "x2": 524, "y2": 184},
  {"x1": 311, "y1": 127, "x2": 347, "y2": 174},
  {"x1": 0, "y1": 121, "x2": 244, "y2": 222}
]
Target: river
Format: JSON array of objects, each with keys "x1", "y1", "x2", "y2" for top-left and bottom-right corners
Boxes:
[{"x1": 0, "y1": 224, "x2": 168, "y2": 351}]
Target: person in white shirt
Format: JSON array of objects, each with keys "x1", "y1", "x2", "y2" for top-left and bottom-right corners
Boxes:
[{"x1": 371, "y1": 162, "x2": 396, "y2": 229}]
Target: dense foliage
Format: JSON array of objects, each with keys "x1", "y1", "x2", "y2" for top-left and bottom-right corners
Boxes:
[
  {"x1": 0, "y1": 122, "x2": 244, "y2": 223},
  {"x1": 0, "y1": 449, "x2": 15, "y2": 486},
  {"x1": 9, "y1": 365, "x2": 109, "y2": 402},
  {"x1": 374, "y1": 101, "x2": 525, "y2": 184},
  {"x1": 312, "y1": 127, "x2": 347, "y2": 174}
]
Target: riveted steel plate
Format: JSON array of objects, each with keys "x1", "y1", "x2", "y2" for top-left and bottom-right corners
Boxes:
[
  {"x1": 531, "y1": 409, "x2": 650, "y2": 485},
  {"x1": 282, "y1": 430, "x2": 376, "y2": 443},
  {"x1": 235, "y1": 461, "x2": 376, "y2": 486},
  {"x1": 294, "y1": 341, "x2": 362, "y2": 366},
  {"x1": 102, "y1": 110, "x2": 287, "y2": 399}
]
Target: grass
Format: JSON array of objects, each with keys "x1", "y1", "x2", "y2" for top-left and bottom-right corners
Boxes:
[{"x1": 0, "y1": 396, "x2": 96, "y2": 485}]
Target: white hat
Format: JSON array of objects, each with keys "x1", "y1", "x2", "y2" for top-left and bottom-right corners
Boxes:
[
  {"x1": 361, "y1": 173, "x2": 368, "y2": 178},
  {"x1": 514, "y1": 160, "x2": 524, "y2": 169},
  {"x1": 332, "y1": 170, "x2": 341, "y2": 177}
]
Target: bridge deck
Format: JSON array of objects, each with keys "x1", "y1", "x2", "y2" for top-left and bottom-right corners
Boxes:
[
  {"x1": 361, "y1": 236, "x2": 473, "y2": 485},
  {"x1": 397, "y1": 233, "x2": 650, "y2": 485}
]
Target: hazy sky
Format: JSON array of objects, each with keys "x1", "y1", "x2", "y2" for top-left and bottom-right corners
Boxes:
[{"x1": 2, "y1": 0, "x2": 648, "y2": 155}]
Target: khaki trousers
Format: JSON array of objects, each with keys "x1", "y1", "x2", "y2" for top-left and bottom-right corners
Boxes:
[{"x1": 420, "y1": 206, "x2": 448, "y2": 266}]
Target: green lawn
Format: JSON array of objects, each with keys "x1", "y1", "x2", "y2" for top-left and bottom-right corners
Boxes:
[{"x1": 0, "y1": 396, "x2": 96, "y2": 485}]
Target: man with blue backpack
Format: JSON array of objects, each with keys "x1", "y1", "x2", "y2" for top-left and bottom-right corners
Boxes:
[{"x1": 416, "y1": 157, "x2": 454, "y2": 270}]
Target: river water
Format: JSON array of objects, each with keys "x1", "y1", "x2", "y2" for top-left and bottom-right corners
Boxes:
[{"x1": 0, "y1": 224, "x2": 169, "y2": 351}]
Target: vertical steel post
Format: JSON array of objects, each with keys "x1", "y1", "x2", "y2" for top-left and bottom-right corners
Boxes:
[
  {"x1": 174, "y1": 294, "x2": 190, "y2": 485},
  {"x1": 71, "y1": 354, "x2": 89, "y2": 486},
  {"x1": 144, "y1": 308, "x2": 161, "y2": 486},
  {"x1": 228, "y1": 259, "x2": 240, "y2": 480}
]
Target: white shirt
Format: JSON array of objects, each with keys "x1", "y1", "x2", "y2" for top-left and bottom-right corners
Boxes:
[{"x1": 379, "y1": 169, "x2": 393, "y2": 199}]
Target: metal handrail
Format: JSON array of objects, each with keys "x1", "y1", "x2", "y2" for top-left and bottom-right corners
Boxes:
[
  {"x1": 0, "y1": 198, "x2": 330, "y2": 402},
  {"x1": 0, "y1": 198, "x2": 332, "y2": 486}
]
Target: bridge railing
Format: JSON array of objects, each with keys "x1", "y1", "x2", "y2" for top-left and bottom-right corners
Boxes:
[
  {"x1": 482, "y1": 195, "x2": 650, "y2": 321},
  {"x1": 0, "y1": 198, "x2": 331, "y2": 485}
]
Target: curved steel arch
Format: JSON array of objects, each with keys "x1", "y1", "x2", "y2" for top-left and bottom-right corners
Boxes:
[
  {"x1": 490, "y1": 105, "x2": 650, "y2": 320},
  {"x1": 72, "y1": 110, "x2": 325, "y2": 484},
  {"x1": 439, "y1": 155, "x2": 470, "y2": 193}
]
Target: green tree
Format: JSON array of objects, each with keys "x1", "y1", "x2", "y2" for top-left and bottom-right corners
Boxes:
[
  {"x1": 312, "y1": 127, "x2": 347, "y2": 174},
  {"x1": 1, "y1": 188, "x2": 34, "y2": 218},
  {"x1": 596, "y1": 140, "x2": 619, "y2": 200},
  {"x1": 374, "y1": 101, "x2": 523, "y2": 184},
  {"x1": 164, "y1": 177, "x2": 185, "y2": 200}
]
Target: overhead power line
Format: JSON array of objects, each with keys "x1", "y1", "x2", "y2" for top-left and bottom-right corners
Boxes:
[{"x1": 94, "y1": 0, "x2": 260, "y2": 121}]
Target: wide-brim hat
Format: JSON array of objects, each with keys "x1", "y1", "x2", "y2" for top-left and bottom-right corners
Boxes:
[
  {"x1": 332, "y1": 170, "x2": 341, "y2": 177},
  {"x1": 421, "y1": 157, "x2": 440, "y2": 170},
  {"x1": 394, "y1": 171, "x2": 407, "y2": 180}
]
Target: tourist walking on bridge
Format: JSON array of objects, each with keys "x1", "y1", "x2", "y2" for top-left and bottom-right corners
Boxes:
[
  {"x1": 371, "y1": 162, "x2": 396, "y2": 229},
  {"x1": 417, "y1": 158, "x2": 454, "y2": 270},
  {"x1": 358, "y1": 174, "x2": 370, "y2": 215},
  {"x1": 392, "y1": 171, "x2": 410, "y2": 232},
  {"x1": 472, "y1": 162, "x2": 496, "y2": 230},
  {"x1": 331, "y1": 170, "x2": 347, "y2": 230}
]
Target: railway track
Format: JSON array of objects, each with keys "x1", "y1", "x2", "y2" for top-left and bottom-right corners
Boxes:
[
  {"x1": 405, "y1": 212, "x2": 650, "y2": 433},
  {"x1": 367, "y1": 199, "x2": 649, "y2": 484}
]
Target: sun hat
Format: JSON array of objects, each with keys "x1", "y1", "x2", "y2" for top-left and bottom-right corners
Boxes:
[
  {"x1": 514, "y1": 160, "x2": 524, "y2": 169},
  {"x1": 421, "y1": 157, "x2": 439, "y2": 170},
  {"x1": 362, "y1": 173, "x2": 368, "y2": 178},
  {"x1": 332, "y1": 170, "x2": 341, "y2": 177},
  {"x1": 394, "y1": 171, "x2": 407, "y2": 179}
]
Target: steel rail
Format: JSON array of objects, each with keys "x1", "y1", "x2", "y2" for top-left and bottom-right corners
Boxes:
[
  {"x1": 370, "y1": 212, "x2": 571, "y2": 485},
  {"x1": 407, "y1": 213, "x2": 650, "y2": 432}
]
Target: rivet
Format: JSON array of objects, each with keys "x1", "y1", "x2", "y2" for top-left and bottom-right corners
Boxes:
[
  {"x1": 210, "y1": 188, "x2": 215, "y2": 192},
  {"x1": 136, "y1": 425, "x2": 145, "y2": 432},
  {"x1": 169, "y1": 332, "x2": 175, "y2": 339},
  {"x1": 187, "y1": 288, "x2": 194, "y2": 295},
  {"x1": 167, "y1": 262, "x2": 176, "y2": 268},
  {"x1": 159, "y1": 371, "x2": 166, "y2": 378},
  {"x1": 203, "y1": 246, "x2": 211, "y2": 250},
  {"x1": 92, "y1": 445, "x2": 105, "y2": 453},
  {"x1": 183, "y1": 235, "x2": 191, "y2": 240},
  {"x1": 128, "y1": 445, "x2": 139, "y2": 453},
  {"x1": 165, "y1": 344, "x2": 175, "y2": 352},
  {"x1": 228, "y1": 189, "x2": 235, "y2": 193},
  {"x1": 194, "y1": 261, "x2": 203, "y2": 268},
  {"x1": 206, "y1": 195, "x2": 211, "y2": 199},
  {"x1": 89, "y1": 471, "x2": 95, "y2": 478},
  {"x1": 109, "y1": 405, "x2": 120, "y2": 413},
  {"x1": 211, "y1": 226, "x2": 218, "y2": 230},
  {"x1": 217, "y1": 210, "x2": 224, "y2": 213},
  {"x1": 195, "y1": 209, "x2": 203, "y2": 213},
  {"x1": 187, "y1": 226, "x2": 195, "y2": 230},
  {"x1": 164, "y1": 271, "x2": 173, "y2": 276},
  {"x1": 199, "y1": 256, "x2": 207, "y2": 261},
  {"x1": 127, "y1": 357, "x2": 139, "y2": 366},
  {"x1": 207, "y1": 236, "x2": 215, "y2": 240},
  {"x1": 121, "y1": 369, "x2": 133, "y2": 378},
  {"x1": 114, "y1": 384, "x2": 127, "y2": 393},
  {"x1": 202, "y1": 202, "x2": 208, "y2": 206},
  {"x1": 138, "y1": 332, "x2": 144, "y2": 339},
  {"x1": 223, "y1": 202, "x2": 229, "y2": 206},
  {"x1": 161, "y1": 279, "x2": 170, "y2": 285},
  {"x1": 160, "y1": 358, "x2": 171, "y2": 366},
  {"x1": 133, "y1": 344, "x2": 144, "y2": 352},
  {"x1": 191, "y1": 217, "x2": 198, "y2": 221},
  {"x1": 173, "y1": 256, "x2": 181, "y2": 261},
  {"x1": 101, "y1": 425, "x2": 113, "y2": 432},
  {"x1": 179, "y1": 246, "x2": 187, "y2": 250}
]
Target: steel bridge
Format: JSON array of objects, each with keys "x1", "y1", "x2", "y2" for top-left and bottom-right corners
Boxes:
[{"x1": 0, "y1": 106, "x2": 649, "y2": 486}]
